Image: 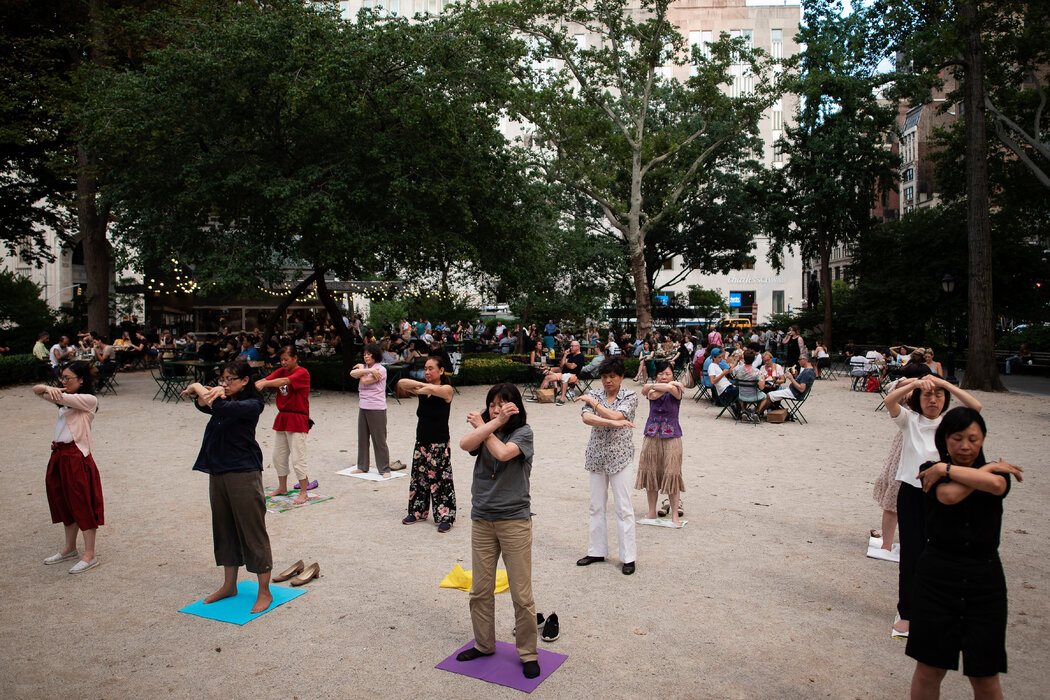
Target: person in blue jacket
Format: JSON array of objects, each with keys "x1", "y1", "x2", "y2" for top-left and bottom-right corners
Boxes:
[{"x1": 182, "y1": 359, "x2": 273, "y2": 614}]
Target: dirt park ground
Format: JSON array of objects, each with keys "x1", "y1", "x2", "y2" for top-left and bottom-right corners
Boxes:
[{"x1": 1, "y1": 370, "x2": 1046, "y2": 699}]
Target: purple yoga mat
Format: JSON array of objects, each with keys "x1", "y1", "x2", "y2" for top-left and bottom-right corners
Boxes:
[{"x1": 436, "y1": 640, "x2": 567, "y2": 693}]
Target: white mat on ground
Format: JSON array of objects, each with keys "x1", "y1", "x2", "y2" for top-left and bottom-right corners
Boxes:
[
  {"x1": 335, "y1": 467, "x2": 407, "y2": 481},
  {"x1": 638, "y1": 517, "x2": 687, "y2": 528},
  {"x1": 866, "y1": 535, "x2": 900, "y2": 562}
]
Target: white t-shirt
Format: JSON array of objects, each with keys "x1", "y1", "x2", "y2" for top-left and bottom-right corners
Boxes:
[
  {"x1": 708, "y1": 361, "x2": 731, "y2": 394},
  {"x1": 892, "y1": 407, "x2": 941, "y2": 487},
  {"x1": 607, "y1": 340, "x2": 621, "y2": 355},
  {"x1": 49, "y1": 344, "x2": 68, "y2": 367}
]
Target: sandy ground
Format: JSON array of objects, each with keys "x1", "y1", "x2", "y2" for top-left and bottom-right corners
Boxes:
[{"x1": 0, "y1": 371, "x2": 1047, "y2": 699}]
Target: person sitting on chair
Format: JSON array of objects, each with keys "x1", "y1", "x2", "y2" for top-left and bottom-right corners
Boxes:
[
  {"x1": 538, "y1": 340, "x2": 585, "y2": 405},
  {"x1": 731, "y1": 349, "x2": 766, "y2": 421},
  {"x1": 758, "y1": 354, "x2": 815, "y2": 416},
  {"x1": 707, "y1": 348, "x2": 739, "y2": 416}
]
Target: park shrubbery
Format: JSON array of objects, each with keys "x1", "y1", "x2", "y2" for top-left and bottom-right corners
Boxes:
[
  {"x1": 0, "y1": 355, "x2": 43, "y2": 387},
  {"x1": 996, "y1": 325, "x2": 1050, "y2": 352}
]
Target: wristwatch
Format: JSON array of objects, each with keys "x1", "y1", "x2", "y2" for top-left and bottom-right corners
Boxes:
[{"x1": 945, "y1": 463, "x2": 952, "y2": 480}]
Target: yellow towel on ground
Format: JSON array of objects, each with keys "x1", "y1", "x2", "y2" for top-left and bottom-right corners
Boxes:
[{"x1": 439, "y1": 564, "x2": 509, "y2": 593}]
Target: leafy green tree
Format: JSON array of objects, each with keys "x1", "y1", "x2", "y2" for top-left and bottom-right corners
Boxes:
[
  {"x1": 870, "y1": 0, "x2": 1050, "y2": 390},
  {"x1": 768, "y1": 1, "x2": 899, "y2": 351},
  {"x1": 0, "y1": 270, "x2": 55, "y2": 352},
  {"x1": 463, "y1": 0, "x2": 778, "y2": 337},
  {"x1": 687, "y1": 285, "x2": 728, "y2": 324},
  {"x1": 84, "y1": 1, "x2": 537, "y2": 362},
  {"x1": 0, "y1": 0, "x2": 194, "y2": 335}
]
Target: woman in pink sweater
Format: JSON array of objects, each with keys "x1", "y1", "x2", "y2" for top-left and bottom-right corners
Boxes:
[{"x1": 34, "y1": 361, "x2": 104, "y2": 574}]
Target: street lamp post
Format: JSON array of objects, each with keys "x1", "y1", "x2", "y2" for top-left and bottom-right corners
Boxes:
[{"x1": 941, "y1": 274, "x2": 956, "y2": 380}]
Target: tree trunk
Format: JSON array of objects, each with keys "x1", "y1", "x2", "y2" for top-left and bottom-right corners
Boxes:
[
  {"x1": 79, "y1": 0, "x2": 111, "y2": 338},
  {"x1": 261, "y1": 270, "x2": 319, "y2": 345},
  {"x1": 959, "y1": 0, "x2": 1005, "y2": 392},
  {"x1": 819, "y1": 237, "x2": 833, "y2": 349},
  {"x1": 77, "y1": 145, "x2": 110, "y2": 336},
  {"x1": 315, "y1": 271, "x2": 355, "y2": 369},
  {"x1": 629, "y1": 241, "x2": 653, "y2": 338}
]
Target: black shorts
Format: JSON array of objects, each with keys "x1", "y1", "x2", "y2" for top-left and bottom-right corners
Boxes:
[{"x1": 905, "y1": 548, "x2": 1007, "y2": 677}]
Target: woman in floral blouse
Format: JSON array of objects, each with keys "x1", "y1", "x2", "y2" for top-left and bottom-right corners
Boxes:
[
  {"x1": 635, "y1": 361, "x2": 685, "y2": 527},
  {"x1": 574, "y1": 355, "x2": 639, "y2": 575}
]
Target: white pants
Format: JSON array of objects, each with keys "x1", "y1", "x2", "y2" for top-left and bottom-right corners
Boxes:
[
  {"x1": 588, "y1": 469, "x2": 637, "y2": 563},
  {"x1": 273, "y1": 430, "x2": 308, "y2": 482}
]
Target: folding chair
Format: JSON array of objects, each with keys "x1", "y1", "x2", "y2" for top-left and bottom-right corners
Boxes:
[
  {"x1": 447, "y1": 352, "x2": 463, "y2": 395},
  {"x1": 714, "y1": 382, "x2": 741, "y2": 420},
  {"x1": 733, "y1": 378, "x2": 765, "y2": 425},
  {"x1": 96, "y1": 362, "x2": 119, "y2": 396},
  {"x1": 780, "y1": 384, "x2": 812, "y2": 424},
  {"x1": 849, "y1": 358, "x2": 871, "y2": 390}
]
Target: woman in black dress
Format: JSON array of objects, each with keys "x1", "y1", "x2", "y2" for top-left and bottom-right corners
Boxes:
[{"x1": 908, "y1": 407, "x2": 1023, "y2": 699}]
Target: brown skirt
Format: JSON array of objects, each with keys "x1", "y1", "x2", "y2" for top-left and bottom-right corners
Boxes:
[
  {"x1": 873, "y1": 431, "x2": 904, "y2": 512},
  {"x1": 635, "y1": 436, "x2": 684, "y2": 496}
]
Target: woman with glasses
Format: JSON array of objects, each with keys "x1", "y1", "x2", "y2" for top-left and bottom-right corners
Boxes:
[
  {"x1": 33, "y1": 361, "x2": 104, "y2": 574},
  {"x1": 181, "y1": 359, "x2": 273, "y2": 614}
]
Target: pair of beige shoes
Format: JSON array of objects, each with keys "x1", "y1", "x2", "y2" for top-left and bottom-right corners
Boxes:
[{"x1": 273, "y1": 560, "x2": 320, "y2": 586}]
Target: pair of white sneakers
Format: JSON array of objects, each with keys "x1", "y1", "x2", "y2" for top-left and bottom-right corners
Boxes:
[{"x1": 44, "y1": 549, "x2": 99, "y2": 574}]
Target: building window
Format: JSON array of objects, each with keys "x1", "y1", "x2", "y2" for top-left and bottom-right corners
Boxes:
[
  {"x1": 772, "y1": 290, "x2": 785, "y2": 314},
  {"x1": 338, "y1": 1, "x2": 351, "y2": 19},
  {"x1": 771, "y1": 28, "x2": 783, "y2": 60},
  {"x1": 689, "y1": 31, "x2": 701, "y2": 76},
  {"x1": 834, "y1": 266, "x2": 841, "y2": 281},
  {"x1": 904, "y1": 186, "x2": 914, "y2": 201},
  {"x1": 413, "y1": 0, "x2": 424, "y2": 14},
  {"x1": 663, "y1": 258, "x2": 674, "y2": 270},
  {"x1": 903, "y1": 167, "x2": 914, "y2": 182},
  {"x1": 773, "y1": 142, "x2": 783, "y2": 163}
]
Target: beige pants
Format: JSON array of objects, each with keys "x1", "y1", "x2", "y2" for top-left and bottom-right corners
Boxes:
[
  {"x1": 272, "y1": 431, "x2": 308, "y2": 482},
  {"x1": 468, "y1": 518, "x2": 537, "y2": 663}
]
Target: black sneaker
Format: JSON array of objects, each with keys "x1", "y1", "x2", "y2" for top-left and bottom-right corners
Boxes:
[
  {"x1": 514, "y1": 612, "x2": 545, "y2": 637},
  {"x1": 541, "y1": 612, "x2": 559, "y2": 642}
]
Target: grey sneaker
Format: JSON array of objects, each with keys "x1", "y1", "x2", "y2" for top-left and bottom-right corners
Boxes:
[{"x1": 44, "y1": 550, "x2": 79, "y2": 565}]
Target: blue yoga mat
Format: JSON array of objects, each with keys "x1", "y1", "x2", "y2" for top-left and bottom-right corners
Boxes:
[{"x1": 178, "y1": 580, "x2": 306, "y2": 625}]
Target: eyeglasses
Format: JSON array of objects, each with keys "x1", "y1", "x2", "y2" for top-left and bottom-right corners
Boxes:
[
  {"x1": 217, "y1": 376, "x2": 243, "y2": 385},
  {"x1": 59, "y1": 375, "x2": 77, "y2": 383}
]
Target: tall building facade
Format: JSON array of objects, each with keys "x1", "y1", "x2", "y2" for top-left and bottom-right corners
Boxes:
[{"x1": 656, "y1": 0, "x2": 804, "y2": 323}]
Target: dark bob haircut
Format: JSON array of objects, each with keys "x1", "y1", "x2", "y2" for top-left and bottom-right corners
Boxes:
[
  {"x1": 363, "y1": 342, "x2": 382, "y2": 362},
  {"x1": 598, "y1": 355, "x2": 625, "y2": 377},
  {"x1": 481, "y1": 383, "x2": 527, "y2": 435},
  {"x1": 425, "y1": 355, "x2": 450, "y2": 385},
  {"x1": 652, "y1": 360, "x2": 672, "y2": 376},
  {"x1": 933, "y1": 406, "x2": 986, "y2": 465},
  {"x1": 221, "y1": 359, "x2": 262, "y2": 401},
  {"x1": 906, "y1": 379, "x2": 951, "y2": 415}
]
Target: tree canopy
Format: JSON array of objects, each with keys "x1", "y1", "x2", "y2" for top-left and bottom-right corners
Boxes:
[
  {"x1": 84, "y1": 0, "x2": 541, "y2": 354},
  {"x1": 461, "y1": 0, "x2": 779, "y2": 336},
  {"x1": 768, "y1": 0, "x2": 899, "y2": 350}
]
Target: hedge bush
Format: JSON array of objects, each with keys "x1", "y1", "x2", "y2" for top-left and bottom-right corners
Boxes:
[
  {"x1": 0, "y1": 354, "x2": 44, "y2": 387},
  {"x1": 301, "y1": 358, "x2": 359, "y2": 392}
]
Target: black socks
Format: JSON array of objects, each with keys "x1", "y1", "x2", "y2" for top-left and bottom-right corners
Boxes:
[
  {"x1": 456, "y1": 647, "x2": 540, "y2": 680},
  {"x1": 456, "y1": 647, "x2": 493, "y2": 662}
]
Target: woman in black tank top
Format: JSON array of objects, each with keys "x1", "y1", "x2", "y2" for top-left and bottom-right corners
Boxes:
[{"x1": 396, "y1": 356, "x2": 456, "y2": 532}]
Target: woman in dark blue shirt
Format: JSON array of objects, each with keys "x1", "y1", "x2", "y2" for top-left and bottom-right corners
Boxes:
[{"x1": 182, "y1": 359, "x2": 273, "y2": 614}]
